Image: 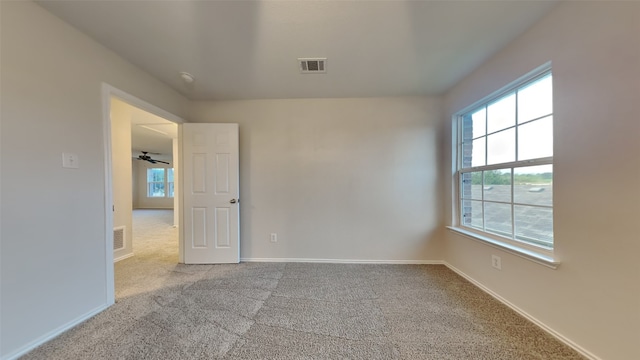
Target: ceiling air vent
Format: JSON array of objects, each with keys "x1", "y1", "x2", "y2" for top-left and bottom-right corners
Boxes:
[{"x1": 298, "y1": 58, "x2": 327, "y2": 74}]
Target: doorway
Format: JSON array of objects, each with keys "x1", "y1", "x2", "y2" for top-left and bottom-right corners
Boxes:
[{"x1": 102, "y1": 84, "x2": 184, "y2": 305}]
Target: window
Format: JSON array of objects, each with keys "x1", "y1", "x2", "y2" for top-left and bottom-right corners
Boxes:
[
  {"x1": 456, "y1": 70, "x2": 553, "y2": 251},
  {"x1": 147, "y1": 168, "x2": 174, "y2": 198}
]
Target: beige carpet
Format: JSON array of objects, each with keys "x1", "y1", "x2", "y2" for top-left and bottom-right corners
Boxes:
[{"x1": 23, "y1": 209, "x2": 583, "y2": 359}]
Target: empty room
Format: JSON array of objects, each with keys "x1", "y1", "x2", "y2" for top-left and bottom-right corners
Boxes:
[{"x1": 1, "y1": 1, "x2": 638, "y2": 360}]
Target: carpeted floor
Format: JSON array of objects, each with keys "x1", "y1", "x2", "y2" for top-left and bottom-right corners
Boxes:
[{"x1": 23, "y1": 209, "x2": 584, "y2": 359}]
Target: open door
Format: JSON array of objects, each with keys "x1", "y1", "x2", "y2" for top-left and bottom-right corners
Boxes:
[{"x1": 182, "y1": 123, "x2": 239, "y2": 264}]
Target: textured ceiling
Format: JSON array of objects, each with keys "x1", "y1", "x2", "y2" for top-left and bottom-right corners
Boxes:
[{"x1": 37, "y1": 0, "x2": 558, "y2": 101}]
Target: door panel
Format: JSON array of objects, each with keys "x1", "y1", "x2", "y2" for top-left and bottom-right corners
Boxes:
[{"x1": 183, "y1": 123, "x2": 239, "y2": 264}]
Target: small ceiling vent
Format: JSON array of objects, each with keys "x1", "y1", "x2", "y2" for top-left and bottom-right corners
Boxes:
[{"x1": 298, "y1": 58, "x2": 327, "y2": 74}]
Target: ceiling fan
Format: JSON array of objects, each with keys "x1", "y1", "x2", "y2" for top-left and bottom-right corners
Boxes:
[{"x1": 137, "y1": 151, "x2": 170, "y2": 165}]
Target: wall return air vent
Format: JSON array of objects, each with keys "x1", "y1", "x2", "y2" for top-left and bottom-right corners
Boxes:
[
  {"x1": 113, "y1": 226, "x2": 125, "y2": 250},
  {"x1": 298, "y1": 58, "x2": 327, "y2": 73}
]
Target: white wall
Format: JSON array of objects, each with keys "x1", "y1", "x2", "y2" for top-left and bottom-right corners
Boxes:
[
  {"x1": 111, "y1": 98, "x2": 133, "y2": 261},
  {"x1": 191, "y1": 97, "x2": 444, "y2": 262},
  {"x1": 443, "y1": 2, "x2": 640, "y2": 359},
  {"x1": 0, "y1": 2, "x2": 189, "y2": 358},
  {"x1": 133, "y1": 160, "x2": 174, "y2": 209}
]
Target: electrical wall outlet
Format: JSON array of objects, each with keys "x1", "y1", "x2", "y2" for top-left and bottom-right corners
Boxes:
[
  {"x1": 491, "y1": 255, "x2": 502, "y2": 270},
  {"x1": 270, "y1": 233, "x2": 277, "y2": 243}
]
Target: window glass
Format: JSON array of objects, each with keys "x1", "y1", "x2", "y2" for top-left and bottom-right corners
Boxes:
[
  {"x1": 487, "y1": 128, "x2": 515, "y2": 165},
  {"x1": 515, "y1": 206, "x2": 553, "y2": 247},
  {"x1": 461, "y1": 172, "x2": 482, "y2": 200},
  {"x1": 518, "y1": 116, "x2": 553, "y2": 160},
  {"x1": 148, "y1": 168, "x2": 164, "y2": 182},
  {"x1": 514, "y1": 165, "x2": 553, "y2": 206},
  {"x1": 462, "y1": 200, "x2": 484, "y2": 230},
  {"x1": 518, "y1": 74, "x2": 553, "y2": 123},
  {"x1": 471, "y1": 108, "x2": 486, "y2": 138},
  {"x1": 484, "y1": 202, "x2": 512, "y2": 237},
  {"x1": 148, "y1": 182, "x2": 165, "y2": 197},
  {"x1": 147, "y1": 168, "x2": 169, "y2": 197},
  {"x1": 483, "y1": 169, "x2": 511, "y2": 203},
  {"x1": 471, "y1": 138, "x2": 486, "y2": 167},
  {"x1": 487, "y1": 94, "x2": 516, "y2": 133}
]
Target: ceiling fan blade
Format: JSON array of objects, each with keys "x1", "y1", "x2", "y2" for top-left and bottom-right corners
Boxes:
[{"x1": 156, "y1": 160, "x2": 170, "y2": 164}]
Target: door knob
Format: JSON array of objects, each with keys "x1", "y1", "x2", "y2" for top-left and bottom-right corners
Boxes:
[{"x1": 230, "y1": 199, "x2": 238, "y2": 204}]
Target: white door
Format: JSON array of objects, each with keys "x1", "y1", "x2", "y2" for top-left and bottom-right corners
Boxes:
[{"x1": 182, "y1": 123, "x2": 239, "y2": 264}]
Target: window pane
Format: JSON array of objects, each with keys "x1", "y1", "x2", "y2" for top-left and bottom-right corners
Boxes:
[
  {"x1": 471, "y1": 138, "x2": 485, "y2": 167},
  {"x1": 168, "y1": 182, "x2": 174, "y2": 198},
  {"x1": 484, "y1": 169, "x2": 511, "y2": 203},
  {"x1": 471, "y1": 108, "x2": 486, "y2": 138},
  {"x1": 517, "y1": 74, "x2": 552, "y2": 123},
  {"x1": 461, "y1": 172, "x2": 482, "y2": 200},
  {"x1": 518, "y1": 116, "x2": 553, "y2": 160},
  {"x1": 487, "y1": 94, "x2": 515, "y2": 133},
  {"x1": 461, "y1": 138, "x2": 485, "y2": 168},
  {"x1": 514, "y1": 165, "x2": 553, "y2": 206},
  {"x1": 147, "y1": 168, "x2": 164, "y2": 182},
  {"x1": 462, "y1": 200, "x2": 483, "y2": 230},
  {"x1": 515, "y1": 205, "x2": 553, "y2": 247},
  {"x1": 148, "y1": 182, "x2": 165, "y2": 197},
  {"x1": 484, "y1": 202, "x2": 512, "y2": 238},
  {"x1": 167, "y1": 168, "x2": 174, "y2": 182},
  {"x1": 487, "y1": 128, "x2": 515, "y2": 165}
]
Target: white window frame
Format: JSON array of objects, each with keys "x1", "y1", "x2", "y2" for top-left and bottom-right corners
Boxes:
[
  {"x1": 146, "y1": 167, "x2": 174, "y2": 198},
  {"x1": 449, "y1": 63, "x2": 558, "y2": 267}
]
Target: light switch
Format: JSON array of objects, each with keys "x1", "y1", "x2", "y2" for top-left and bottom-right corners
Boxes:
[{"x1": 62, "y1": 153, "x2": 79, "y2": 169}]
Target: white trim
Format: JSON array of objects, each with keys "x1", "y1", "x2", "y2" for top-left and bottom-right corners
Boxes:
[
  {"x1": 102, "y1": 84, "x2": 184, "y2": 125},
  {"x1": 113, "y1": 252, "x2": 134, "y2": 263},
  {"x1": 447, "y1": 226, "x2": 559, "y2": 269},
  {"x1": 101, "y1": 83, "x2": 185, "y2": 307},
  {"x1": 459, "y1": 156, "x2": 553, "y2": 173},
  {"x1": 442, "y1": 262, "x2": 601, "y2": 360},
  {"x1": 240, "y1": 257, "x2": 443, "y2": 265},
  {"x1": 1, "y1": 304, "x2": 108, "y2": 360},
  {"x1": 133, "y1": 206, "x2": 174, "y2": 210},
  {"x1": 101, "y1": 84, "x2": 115, "y2": 307}
]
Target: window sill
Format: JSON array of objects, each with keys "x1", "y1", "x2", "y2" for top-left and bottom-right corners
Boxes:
[{"x1": 446, "y1": 226, "x2": 560, "y2": 269}]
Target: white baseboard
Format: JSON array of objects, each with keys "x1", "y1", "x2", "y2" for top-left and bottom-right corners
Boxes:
[
  {"x1": 113, "y1": 252, "x2": 134, "y2": 263},
  {"x1": 442, "y1": 262, "x2": 600, "y2": 360},
  {"x1": 2, "y1": 304, "x2": 109, "y2": 360},
  {"x1": 240, "y1": 257, "x2": 444, "y2": 265}
]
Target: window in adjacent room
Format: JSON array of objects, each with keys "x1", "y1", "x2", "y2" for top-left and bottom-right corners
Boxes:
[
  {"x1": 147, "y1": 168, "x2": 174, "y2": 198},
  {"x1": 456, "y1": 68, "x2": 553, "y2": 251}
]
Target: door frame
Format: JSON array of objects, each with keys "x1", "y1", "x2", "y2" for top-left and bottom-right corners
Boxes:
[{"x1": 101, "y1": 83, "x2": 185, "y2": 305}]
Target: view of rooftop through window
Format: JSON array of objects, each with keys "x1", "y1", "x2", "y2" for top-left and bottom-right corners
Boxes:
[{"x1": 459, "y1": 71, "x2": 553, "y2": 249}]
